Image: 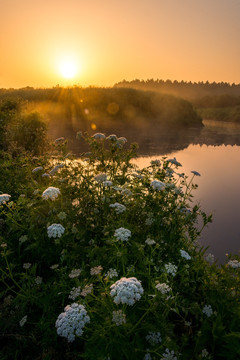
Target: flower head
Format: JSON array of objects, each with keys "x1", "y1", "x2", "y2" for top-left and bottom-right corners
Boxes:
[
  {"x1": 146, "y1": 331, "x2": 162, "y2": 345},
  {"x1": 42, "y1": 187, "x2": 60, "y2": 201},
  {"x1": 180, "y1": 249, "x2": 191, "y2": 260},
  {"x1": 228, "y1": 259, "x2": 240, "y2": 268},
  {"x1": 191, "y1": 170, "x2": 201, "y2": 176},
  {"x1": 110, "y1": 277, "x2": 144, "y2": 306},
  {"x1": 32, "y1": 166, "x2": 43, "y2": 173},
  {"x1": 114, "y1": 227, "x2": 131, "y2": 242},
  {"x1": 145, "y1": 238, "x2": 156, "y2": 246},
  {"x1": 90, "y1": 266, "x2": 103, "y2": 276},
  {"x1": 47, "y1": 224, "x2": 65, "y2": 238},
  {"x1": 92, "y1": 133, "x2": 105, "y2": 140},
  {"x1": 164, "y1": 263, "x2": 177, "y2": 277},
  {"x1": 69, "y1": 269, "x2": 82, "y2": 278},
  {"x1": 0, "y1": 194, "x2": 11, "y2": 205},
  {"x1": 105, "y1": 268, "x2": 118, "y2": 279},
  {"x1": 151, "y1": 180, "x2": 165, "y2": 191},
  {"x1": 155, "y1": 283, "x2": 171, "y2": 294},
  {"x1": 109, "y1": 202, "x2": 126, "y2": 214},
  {"x1": 112, "y1": 310, "x2": 126, "y2": 326},
  {"x1": 55, "y1": 303, "x2": 90, "y2": 342},
  {"x1": 202, "y1": 305, "x2": 213, "y2": 317},
  {"x1": 19, "y1": 315, "x2": 27, "y2": 327}
]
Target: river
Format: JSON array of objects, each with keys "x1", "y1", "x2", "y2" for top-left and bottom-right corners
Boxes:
[{"x1": 132, "y1": 120, "x2": 240, "y2": 263}]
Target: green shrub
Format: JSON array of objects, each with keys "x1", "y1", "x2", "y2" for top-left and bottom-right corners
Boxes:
[{"x1": 0, "y1": 134, "x2": 239, "y2": 360}]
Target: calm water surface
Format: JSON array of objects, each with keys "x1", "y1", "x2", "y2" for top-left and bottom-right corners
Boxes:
[{"x1": 133, "y1": 121, "x2": 240, "y2": 263}]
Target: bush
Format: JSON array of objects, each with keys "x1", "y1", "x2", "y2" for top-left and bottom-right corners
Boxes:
[{"x1": 0, "y1": 133, "x2": 239, "y2": 360}]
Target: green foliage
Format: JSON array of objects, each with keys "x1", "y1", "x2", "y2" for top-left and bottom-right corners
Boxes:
[{"x1": 0, "y1": 134, "x2": 239, "y2": 360}]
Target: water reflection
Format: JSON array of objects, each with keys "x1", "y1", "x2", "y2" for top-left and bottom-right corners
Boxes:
[{"x1": 136, "y1": 144, "x2": 240, "y2": 264}]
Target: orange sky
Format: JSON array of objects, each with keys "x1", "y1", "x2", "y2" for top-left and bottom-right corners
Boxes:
[{"x1": 1, "y1": 0, "x2": 240, "y2": 88}]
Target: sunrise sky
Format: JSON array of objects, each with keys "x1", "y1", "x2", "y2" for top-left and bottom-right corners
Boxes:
[{"x1": 1, "y1": 0, "x2": 240, "y2": 88}]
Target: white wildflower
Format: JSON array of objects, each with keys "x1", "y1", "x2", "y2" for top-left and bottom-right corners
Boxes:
[
  {"x1": 191, "y1": 170, "x2": 201, "y2": 176},
  {"x1": 151, "y1": 180, "x2": 165, "y2": 191},
  {"x1": 109, "y1": 202, "x2": 126, "y2": 214},
  {"x1": 69, "y1": 286, "x2": 81, "y2": 300},
  {"x1": 205, "y1": 253, "x2": 215, "y2": 263},
  {"x1": 32, "y1": 166, "x2": 43, "y2": 173},
  {"x1": 42, "y1": 186, "x2": 60, "y2": 201},
  {"x1": 155, "y1": 283, "x2": 171, "y2": 294},
  {"x1": 0, "y1": 194, "x2": 11, "y2": 205},
  {"x1": 151, "y1": 159, "x2": 161, "y2": 166},
  {"x1": 164, "y1": 263, "x2": 177, "y2": 277},
  {"x1": 47, "y1": 224, "x2": 65, "y2": 238},
  {"x1": 146, "y1": 331, "x2": 162, "y2": 345},
  {"x1": 106, "y1": 134, "x2": 117, "y2": 141},
  {"x1": 114, "y1": 227, "x2": 131, "y2": 242},
  {"x1": 202, "y1": 305, "x2": 213, "y2": 317},
  {"x1": 19, "y1": 235, "x2": 28, "y2": 245},
  {"x1": 55, "y1": 137, "x2": 64, "y2": 143},
  {"x1": 94, "y1": 173, "x2": 107, "y2": 183},
  {"x1": 112, "y1": 310, "x2": 126, "y2": 326},
  {"x1": 90, "y1": 266, "x2": 103, "y2": 276},
  {"x1": 49, "y1": 164, "x2": 64, "y2": 176},
  {"x1": 201, "y1": 349, "x2": 209, "y2": 358},
  {"x1": 92, "y1": 133, "x2": 105, "y2": 140},
  {"x1": 57, "y1": 212, "x2": 67, "y2": 220},
  {"x1": 81, "y1": 284, "x2": 93, "y2": 297},
  {"x1": 50, "y1": 264, "x2": 59, "y2": 270},
  {"x1": 110, "y1": 277, "x2": 144, "y2": 306},
  {"x1": 161, "y1": 348, "x2": 177, "y2": 360},
  {"x1": 121, "y1": 188, "x2": 132, "y2": 196},
  {"x1": 55, "y1": 303, "x2": 90, "y2": 342},
  {"x1": 35, "y1": 276, "x2": 42, "y2": 285},
  {"x1": 23, "y1": 263, "x2": 31, "y2": 269},
  {"x1": 69, "y1": 269, "x2": 81, "y2": 278},
  {"x1": 42, "y1": 173, "x2": 50, "y2": 178},
  {"x1": 180, "y1": 249, "x2": 191, "y2": 260},
  {"x1": 145, "y1": 238, "x2": 156, "y2": 246},
  {"x1": 167, "y1": 157, "x2": 182, "y2": 167},
  {"x1": 102, "y1": 180, "x2": 113, "y2": 187},
  {"x1": 105, "y1": 268, "x2": 118, "y2": 279},
  {"x1": 19, "y1": 315, "x2": 27, "y2": 327},
  {"x1": 117, "y1": 136, "x2": 127, "y2": 143},
  {"x1": 228, "y1": 259, "x2": 240, "y2": 268}
]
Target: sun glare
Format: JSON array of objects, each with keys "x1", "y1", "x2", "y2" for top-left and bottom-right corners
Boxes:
[{"x1": 59, "y1": 58, "x2": 78, "y2": 79}]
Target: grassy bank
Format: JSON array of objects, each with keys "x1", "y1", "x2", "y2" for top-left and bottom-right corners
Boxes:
[
  {"x1": 0, "y1": 133, "x2": 240, "y2": 360},
  {"x1": 197, "y1": 106, "x2": 240, "y2": 122}
]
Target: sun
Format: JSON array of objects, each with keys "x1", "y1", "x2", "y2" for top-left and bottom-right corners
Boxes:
[{"x1": 59, "y1": 58, "x2": 78, "y2": 79}]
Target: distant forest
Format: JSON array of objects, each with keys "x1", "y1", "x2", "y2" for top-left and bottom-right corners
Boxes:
[{"x1": 114, "y1": 79, "x2": 240, "y2": 101}]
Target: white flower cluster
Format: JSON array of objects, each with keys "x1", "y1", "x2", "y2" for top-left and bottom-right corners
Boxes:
[
  {"x1": 49, "y1": 163, "x2": 64, "y2": 176},
  {"x1": 145, "y1": 238, "x2": 156, "y2": 246},
  {"x1": 106, "y1": 134, "x2": 117, "y2": 141},
  {"x1": 164, "y1": 263, "x2": 177, "y2": 277},
  {"x1": 112, "y1": 310, "x2": 126, "y2": 326},
  {"x1": 205, "y1": 253, "x2": 215, "y2": 263},
  {"x1": 109, "y1": 202, "x2": 126, "y2": 214},
  {"x1": 69, "y1": 269, "x2": 82, "y2": 278},
  {"x1": 201, "y1": 349, "x2": 209, "y2": 358},
  {"x1": 151, "y1": 159, "x2": 161, "y2": 166},
  {"x1": 150, "y1": 180, "x2": 166, "y2": 191},
  {"x1": 42, "y1": 187, "x2": 60, "y2": 201},
  {"x1": 32, "y1": 166, "x2": 43, "y2": 173},
  {"x1": 202, "y1": 305, "x2": 213, "y2": 317},
  {"x1": 35, "y1": 276, "x2": 42, "y2": 285},
  {"x1": 102, "y1": 180, "x2": 113, "y2": 187},
  {"x1": 105, "y1": 268, "x2": 118, "y2": 279},
  {"x1": 180, "y1": 249, "x2": 191, "y2": 260},
  {"x1": 90, "y1": 266, "x2": 103, "y2": 276},
  {"x1": 114, "y1": 227, "x2": 131, "y2": 242},
  {"x1": 161, "y1": 348, "x2": 178, "y2": 360},
  {"x1": 228, "y1": 259, "x2": 240, "y2": 268},
  {"x1": 19, "y1": 315, "x2": 27, "y2": 327},
  {"x1": 167, "y1": 157, "x2": 182, "y2": 167},
  {"x1": 81, "y1": 284, "x2": 93, "y2": 297},
  {"x1": 191, "y1": 170, "x2": 201, "y2": 176},
  {"x1": 155, "y1": 283, "x2": 171, "y2": 294},
  {"x1": 23, "y1": 263, "x2": 31, "y2": 269},
  {"x1": 146, "y1": 331, "x2": 162, "y2": 345},
  {"x1": 55, "y1": 303, "x2": 90, "y2": 342},
  {"x1": 94, "y1": 173, "x2": 107, "y2": 183},
  {"x1": 144, "y1": 353, "x2": 152, "y2": 360},
  {"x1": 0, "y1": 194, "x2": 11, "y2": 205},
  {"x1": 47, "y1": 224, "x2": 65, "y2": 238},
  {"x1": 69, "y1": 286, "x2": 81, "y2": 300},
  {"x1": 110, "y1": 277, "x2": 144, "y2": 306},
  {"x1": 93, "y1": 133, "x2": 105, "y2": 140}
]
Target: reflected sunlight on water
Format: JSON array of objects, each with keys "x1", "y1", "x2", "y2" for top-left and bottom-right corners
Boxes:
[{"x1": 135, "y1": 144, "x2": 240, "y2": 263}]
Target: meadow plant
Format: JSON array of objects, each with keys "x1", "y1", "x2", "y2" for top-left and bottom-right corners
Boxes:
[{"x1": 0, "y1": 132, "x2": 240, "y2": 359}]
